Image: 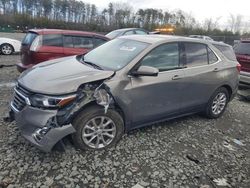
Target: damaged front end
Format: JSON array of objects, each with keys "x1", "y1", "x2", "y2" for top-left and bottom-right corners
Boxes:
[{"x1": 9, "y1": 80, "x2": 113, "y2": 152}]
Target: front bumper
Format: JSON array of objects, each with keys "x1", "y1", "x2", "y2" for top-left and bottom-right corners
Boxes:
[{"x1": 10, "y1": 104, "x2": 75, "y2": 152}]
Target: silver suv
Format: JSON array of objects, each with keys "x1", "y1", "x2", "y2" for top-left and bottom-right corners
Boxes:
[{"x1": 9, "y1": 35, "x2": 239, "y2": 152}]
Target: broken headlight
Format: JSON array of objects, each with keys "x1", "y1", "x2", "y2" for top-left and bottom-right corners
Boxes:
[
  {"x1": 30, "y1": 94, "x2": 76, "y2": 108},
  {"x1": 94, "y1": 89, "x2": 111, "y2": 106}
]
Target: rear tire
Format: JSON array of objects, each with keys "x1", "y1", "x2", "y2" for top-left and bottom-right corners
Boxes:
[
  {"x1": 72, "y1": 105, "x2": 124, "y2": 151},
  {"x1": 205, "y1": 87, "x2": 229, "y2": 119},
  {"x1": 0, "y1": 43, "x2": 14, "y2": 55}
]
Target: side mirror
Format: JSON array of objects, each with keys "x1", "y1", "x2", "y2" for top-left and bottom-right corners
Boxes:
[{"x1": 131, "y1": 66, "x2": 159, "y2": 77}]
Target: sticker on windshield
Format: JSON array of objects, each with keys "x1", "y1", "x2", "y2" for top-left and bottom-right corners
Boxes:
[{"x1": 120, "y1": 46, "x2": 136, "y2": 51}]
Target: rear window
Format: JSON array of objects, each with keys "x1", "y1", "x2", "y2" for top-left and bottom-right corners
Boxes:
[
  {"x1": 214, "y1": 44, "x2": 237, "y2": 61},
  {"x1": 73, "y1": 36, "x2": 93, "y2": 49},
  {"x1": 22, "y1": 32, "x2": 38, "y2": 45},
  {"x1": 234, "y1": 42, "x2": 250, "y2": 55},
  {"x1": 208, "y1": 47, "x2": 218, "y2": 64},
  {"x1": 42, "y1": 34, "x2": 63, "y2": 47},
  {"x1": 106, "y1": 31, "x2": 121, "y2": 39},
  {"x1": 135, "y1": 30, "x2": 148, "y2": 35},
  {"x1": 93, "y1": 38, "x2": 107, "y2": 47},
  {"x1": 184, "y1": 43, "x2": 208, "y2": 67}
]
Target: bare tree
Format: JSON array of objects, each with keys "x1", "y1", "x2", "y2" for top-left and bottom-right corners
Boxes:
[
  {"x1": 203, "y1": 17, "x2": 220, "y2": 31},
  {"x1": 181, "y1": 12, "x2": 197, "y2": 28},
  {"x1": 228, "y1": 14, "x2": 243, "y2": 33}
]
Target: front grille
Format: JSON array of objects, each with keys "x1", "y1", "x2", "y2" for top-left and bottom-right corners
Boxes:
[{"x1": 11, "y1": 84, "x2": 32, "y2": 112}]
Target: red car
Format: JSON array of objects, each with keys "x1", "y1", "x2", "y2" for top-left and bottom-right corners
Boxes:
[
  {"x1": 17, "y1": 29, "x2": 109, "y2": 72},
  {"x1": 234, "y1": 39, "x2": 250, "y2": 87}
]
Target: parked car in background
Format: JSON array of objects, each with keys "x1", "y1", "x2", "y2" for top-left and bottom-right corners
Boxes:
[
  {"x1": 17, "y1": 29, "x2": 109, "y2": 72},
  {"x1": 189, "y1": 35, "x2": 213, "y2": 41},
  {"x1": 106, "y1": 28, "x2": 149, "y2": 39},
  {"x1": 233, "y1": 39, "x2": 250, "y2": 99},
  {"x1": 0, "y1": 37, "x2": 21, "y2": 55},
  {"x1": 9, "y1": 35, "x2": 239, "y2": 152}
]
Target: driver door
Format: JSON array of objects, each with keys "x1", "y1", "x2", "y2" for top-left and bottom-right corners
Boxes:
[{"x1": 129, "y1": 42, "x2": 186, "y2": 125}]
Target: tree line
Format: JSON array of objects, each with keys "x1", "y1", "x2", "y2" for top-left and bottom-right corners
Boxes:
[{"x1": 0, "y1": 0, "x2": 249, "y2": 38}]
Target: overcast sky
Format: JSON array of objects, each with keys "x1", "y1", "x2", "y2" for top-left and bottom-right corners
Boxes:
[{"x1": 83, "y1": 0, "x2": 250, "y2": 26}]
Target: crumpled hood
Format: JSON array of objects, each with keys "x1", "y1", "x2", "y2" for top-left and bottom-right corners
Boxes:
[{"x1": 18, "y1": 56, "x2": 114, "y2": 95}]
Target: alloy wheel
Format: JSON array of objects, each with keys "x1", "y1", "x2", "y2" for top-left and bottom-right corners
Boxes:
[
  {"x1": 82, "y1": 116, "x2": 116, "y2": 149},
  {"x1": 1, "y1": 44, "x2": 13, "y2": 55},
  {"x1": 211, "y1": 92, "x2": 227, "y2": 115}
]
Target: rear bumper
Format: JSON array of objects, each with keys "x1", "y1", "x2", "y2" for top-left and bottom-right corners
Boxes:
[
  {"x1": 16, "y1": 62, "x2": 35, "y2": 73},
  {"x1": 10, "y1": 104, "x2": 75, "y2": 152}
]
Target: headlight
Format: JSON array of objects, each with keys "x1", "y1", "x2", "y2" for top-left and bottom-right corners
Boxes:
[
  {"x1": 30, "y1": 94, "x2": 76, "y2": 108},
  {"x1": 94, "y1": 89, "x2": 111, "y2": 106}
]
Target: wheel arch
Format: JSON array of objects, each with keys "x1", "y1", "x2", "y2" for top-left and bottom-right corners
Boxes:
[
  {"x1": 69, "y1": 100, "x2": 127, "y2": 133},
  {"x1": 220, "y1": 84, "x2": 233, "y2": 99}
]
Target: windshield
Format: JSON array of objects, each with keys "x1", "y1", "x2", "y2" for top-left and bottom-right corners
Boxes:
[
  {"x1": 83, "y1": 38, "x2": 149, "y2": 71},
  {"x1": 106, "y1": 30, "x2": 122, "y2": 39},
  {"x1": 234, "y1": 42, "x2": 250, "y2": 55}
]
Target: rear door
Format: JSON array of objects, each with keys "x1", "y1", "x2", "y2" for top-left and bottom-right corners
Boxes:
[
  {"x1": 63, "y1": 35, "x2": 94, "y2": 56},
  {"x1": 38, "y1": 34, "x2": 64, "y2": 62},
  {"x1": 180, "y1": 42, "x2": 221, "y2": 110}
]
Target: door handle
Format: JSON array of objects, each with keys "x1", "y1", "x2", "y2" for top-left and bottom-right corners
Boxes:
[
  {"x1": 172, "y1": 75, "x2": 182, "y2": 80},
  {"x1": 213, "y1": 68, "x2": 220, "y2": 72}
]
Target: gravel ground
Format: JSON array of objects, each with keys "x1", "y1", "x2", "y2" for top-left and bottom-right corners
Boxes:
[{"x1": 0, "y1": 54, "x2": 250, "y2": 188}]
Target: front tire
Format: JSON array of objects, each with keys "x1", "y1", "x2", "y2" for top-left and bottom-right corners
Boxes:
[
  {"x1": 72, "y1": 106, "x2": 124, "y2": 151},
  {"x1": 205, "y1": 87, "x2": 229, "y2": 119},
  {"x1": 1, "y1": 43, "x2": 14, "y2": 55}
]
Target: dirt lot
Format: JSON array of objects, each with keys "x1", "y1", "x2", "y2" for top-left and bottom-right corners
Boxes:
[{"x1": 0, "y1": 53, "x2": 250, "y2": 188}]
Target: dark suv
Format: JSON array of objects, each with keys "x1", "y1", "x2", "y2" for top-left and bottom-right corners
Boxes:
[
  {"x1": 234, "y1": 39, "x2": 250, "y2": 98},
  {"x1": 17, "y1": 29, "x2": 109, "y2": 72}
]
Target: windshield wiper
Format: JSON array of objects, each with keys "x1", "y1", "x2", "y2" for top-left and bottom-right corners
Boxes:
[{"x1": 80, "y1": 56, "x2": 103, "y2": 70}]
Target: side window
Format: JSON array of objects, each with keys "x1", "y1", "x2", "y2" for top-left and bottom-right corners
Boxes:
[
  {"x1": 72, "y1": 36, "x2": 94, "y2": 49},
  {"x1": 93, "y1": 38, "x2": 107, "y2": 47},
  {"x1": 214, "y1": 44, "x2": 237, "y2": 61},
  {"x1": 140, "y1": 43, "x2": 179, "y2": 71},
  {"x1": 42, "y1": 34, "x2": 63, "y2": 47},
  {"x1": 184, "y1": 43, "x2": 208, "y2": 67},
  {"x1": 124, "y1": 30, "x2": 135, "y2": 35},
  {"x1": 207, "y1": 47, "x2": 218, "y2": 64},
  {"x1": 135, "y1": 30, "x2": 147, "y2": 35},
  {"x1": 63, "y1": 35, "x2": 73, "y2": 48}
]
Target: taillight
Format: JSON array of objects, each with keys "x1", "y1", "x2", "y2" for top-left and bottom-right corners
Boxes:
[
  {"x1": 30, "y1": 35, "x2": 42, "y2": 52},
  {"x1": 237, "y1": 63, "x2": 241, "y2": 72}
]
